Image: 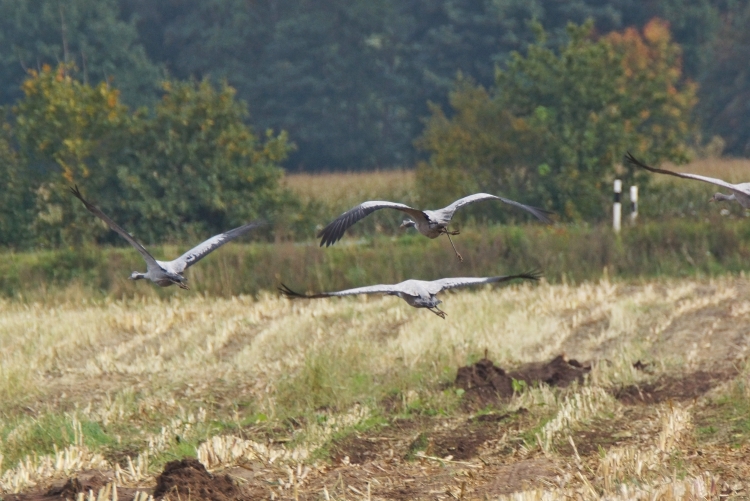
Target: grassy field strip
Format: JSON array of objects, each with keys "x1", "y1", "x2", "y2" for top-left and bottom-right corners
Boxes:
[{"x1": 198, "y1": 405, "x2": 370, "y2": 468}]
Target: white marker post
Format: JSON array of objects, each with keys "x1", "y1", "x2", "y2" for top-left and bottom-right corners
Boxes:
[
  {"x1": 630, "y1": 185, "x2": 638, "y2": 224},
  {"x1": 613, "y1": 179, "x2": 622, "y2": 233}
]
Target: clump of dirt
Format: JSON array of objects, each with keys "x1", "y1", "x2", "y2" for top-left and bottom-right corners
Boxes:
[
  {"x1": 455, "y1": 355, "x2": 590, "y2": 408},
  {"x1": 45, "y1": 471, "x2": 109, "y2": 498},
  {"x1": 4, "y1": 471, "x2": 142, "y2": 501},
  {"x1": 455, "y1": 358, "x2": 514, "y2": 408},
  {"x1": 431, "y1": 426, "x2": 493, "y2": 460},
  {"x1": 615, "y1": 369, "x2": 734, "y2": 405},
  {"x1": 332, "y1": 436, "x2": 383, "y2": 464},
  {"x1": 153, "y1": 458, "x2": 245, "y2": 501},
  {"x1": 509, "y1": 355, "x2": 591, "y2": 387}
]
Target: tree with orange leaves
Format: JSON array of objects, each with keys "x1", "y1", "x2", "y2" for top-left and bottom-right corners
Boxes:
[{"x1": 418, "y1": 20, "x2": 697, "y2": 221}]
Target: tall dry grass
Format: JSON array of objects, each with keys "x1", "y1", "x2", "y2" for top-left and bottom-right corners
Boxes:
[
  {"x1": 283, "y1": 169, "x2": 416, "y2": 209},
  {"x1": 660, "y1": 156, "x2": 750, "y2": 184}
]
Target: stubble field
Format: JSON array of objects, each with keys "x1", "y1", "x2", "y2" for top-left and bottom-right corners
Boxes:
[{"x1": 1, "y1": 276, "x2": 749, "y2": 500}]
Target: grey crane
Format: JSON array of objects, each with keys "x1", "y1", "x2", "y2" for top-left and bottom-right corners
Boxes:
[
  {"x1": 279, "y1": 271, "x2": 541, "y2": 319},
  {"x1": 318, "y1": 193, "x2": 552, "y2": 261},
  {"x1": 625, "y1": 152, "x2": 750, "y2": 208},
  {"x1": 70, "y1": 186, "x2": 263, "y2": 289}
]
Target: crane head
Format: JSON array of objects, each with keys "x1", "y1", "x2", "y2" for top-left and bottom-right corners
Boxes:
[
  {"x1": 709, "y1": 192, "x2": 736, "y2": 203},
  {"x1": 129, "y1": 271, "x2": 146, "y2": 281},
  {"x1": 400, "y1": 219, "x2": 416, "y2": 229}
]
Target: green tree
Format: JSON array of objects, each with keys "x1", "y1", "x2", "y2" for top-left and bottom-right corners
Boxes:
[
  {"x1": 13, "y1": 64, "x2": 131, "y2": 246},
  {"x1": 0, "y1": 112, "x2": 34, "y2": 247},
  {"x1": 121, "y1": 0, "x2": 730, "y2": 171},
  {"x1": 417, "y1": 20, "x2": 697, "y2": 221},
  {"x1": 11, "y1": 65, "x2": 292, "y2": 247},
  {"x1": 0, "y1": 0, "x2": 160, "y2": 108},
  {"x1": 697, "y1": 2, "x2": 750, "y2": 156},
  {"x1": 114, "y1": 79, "x2": 292, "y2": 242}
]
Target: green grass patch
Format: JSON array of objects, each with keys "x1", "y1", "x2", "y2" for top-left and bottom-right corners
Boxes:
[
  {"x1": 0, "y1": 413, "x2": 119, "y2": 472},
  {"x1": 1, "y1": 217, "x2": 750, "y2": 300},
  {"x1": 696, "y1": 381, "x2": 750, "y2": 447},
  {"x1": 404, "y1": 432, "x2": 429, "y2": 461}
]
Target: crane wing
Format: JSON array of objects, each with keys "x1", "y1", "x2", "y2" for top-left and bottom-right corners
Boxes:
[
  {"x1": 441, "y1": 193, "x2": 553, "y2": 224},
  {"x1": 425, "y1": 271, "x2": 542, "y2": 294},
  {"x1": 625, "y1": 152, "x2": 741, "y2": 192},
  {"x1": 69, "y1": 186, "x2": 160, "y2": 271},
  {"x1": 279, "y1": 283, "x2": 401, "y2": 299},
  {"x1": 170, "y1": 221, "x2": 265, "y2": 273},
  {"x1": 318, "y1": 201, "x2": 427, "y2": 247}
]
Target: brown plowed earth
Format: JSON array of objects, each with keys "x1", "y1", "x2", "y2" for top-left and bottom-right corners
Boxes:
[
  {"x1": 614, "y1": 368, "x2": 738, "y2": 405},
  {"x1": 153, "y1": 458, "x2": 246, "y2": 501},
  {"x1": 455, "y1": 355, "x2": 590, "y2": 408},
  {"x1": 5, "y1": 471, "x2": 142, "y2": 501},
  {"x1": 8, "y1": 360, "x2": 749, "y2": 501}
]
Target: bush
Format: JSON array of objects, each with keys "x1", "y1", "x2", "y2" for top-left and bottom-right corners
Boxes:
[
  {"x1": 8, "y1": 64, "x2": 293, "y2": 247},
  {"x1": 417, "y1": 19, "x2": 697, "y2": 221}
]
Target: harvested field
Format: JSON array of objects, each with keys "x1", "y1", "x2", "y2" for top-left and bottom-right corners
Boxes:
[{"x1": 2, "y1": 276, "x2": 750, "y2": 499}]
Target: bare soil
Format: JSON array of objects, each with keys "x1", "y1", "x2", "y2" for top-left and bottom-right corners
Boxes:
[
  {"x1": 614, "y1": 367, "x2": 737, "y2": 404},
  {"x1": 153, "y1": 459, "x2": 246, "y2": 501},
  {"x1": 5, "y1": 471, "x2": 141, "y2": 501},
  {"x1": 455, "y1": 355, "x2": 590, "y2": 409}
]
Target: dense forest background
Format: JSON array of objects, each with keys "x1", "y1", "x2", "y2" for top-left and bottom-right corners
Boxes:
[
  {"x1": 0, "y1": 0, "x2": 749, "y2": 249},
  {"x1": 1, "y1": 0, "x2": 749, "y2": 172}
]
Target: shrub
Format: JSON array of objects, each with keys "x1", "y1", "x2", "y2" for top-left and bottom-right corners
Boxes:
[{"x1": 417, "y1": 19, "x2": 697, "y2": 221}]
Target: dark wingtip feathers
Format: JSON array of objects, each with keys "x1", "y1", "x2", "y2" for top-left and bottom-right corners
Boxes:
[
  {"x1": 69, "y1": 184, "x2": 95, "y2": 210},
  {"x1": 519, "y1": 269, "x2": 543, "y2": 282},
  {"x1": 624, "y1": 151, "x2": 651, "y2": 171},
  {"x1": 69, "y1": 184, "x2": 83, "y2": 200},
  {"x1": 533, "y1": 209, "x2": 554, "y2": 225},
  {"x1": 278, "y1": 283, "x2": 308, "y2": 299},
  {"x1": 317, "y1": 224, "x2": 343, "y2": 247}
]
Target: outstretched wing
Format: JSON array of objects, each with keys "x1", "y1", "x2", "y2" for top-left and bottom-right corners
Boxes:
[
  {"x1": 170, "y1": 221, "x2": 265, "y2": 273},
  {"x1": 279, "y1": 282, "x2": 400, "y2": 299},
  {"x1": 318, "y1": 201, "x2": 427, "y2": 247},
  {"x1": 69, "y1": 185, "x2": 160, "y2": 271},
  {"x1": 625, "y1": 152, "x2": 739, "y2": 192},
  {"x1": 441, "y1": 193, "x2": 553, "y2": 224},
  {"x1": 425, "y1": 270, "x2": 542, "y2": 294}
]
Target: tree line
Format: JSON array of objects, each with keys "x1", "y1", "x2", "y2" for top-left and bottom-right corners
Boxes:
[
  {"x1": 0, "y1": 0, "x2": 747, "y2": 172},
  {"x1": 0, "y1": 65, "x2": 293, "y2": 248},
  {"x1": 0, "y1": 16, "x2": 695, "y2": 249}
]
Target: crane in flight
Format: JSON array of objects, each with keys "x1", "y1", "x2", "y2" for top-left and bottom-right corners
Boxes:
[
  {"x1": 279, "y1": 271, "x2": 541, "y2": 318},
  {"x1": 318, "y1": 193, "x2": 552, "y2": 261},
  {"x1": 70, "y1": 185, "x2": 263, "y2": 289}
]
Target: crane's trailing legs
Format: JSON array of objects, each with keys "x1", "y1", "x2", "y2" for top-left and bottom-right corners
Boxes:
[
  {"x1": 441, "y1": 227, "x2": 463, "y2": 262},
  {"x1": 428, "y1": 306, "x2": 447, "y2": 319}
]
